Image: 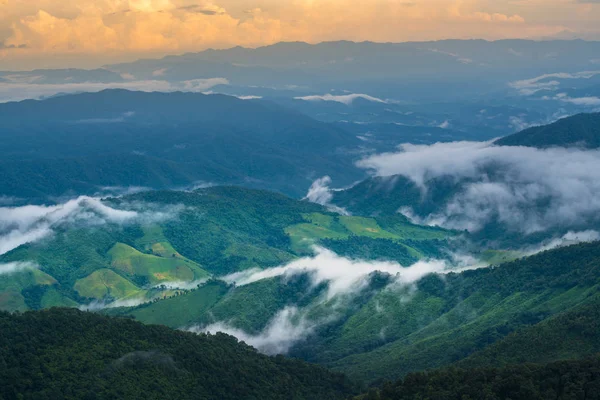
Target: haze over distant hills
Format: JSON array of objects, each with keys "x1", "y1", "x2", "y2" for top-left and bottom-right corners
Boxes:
[
  {"x1": 0, "y1": 89, "x2": 365, "y2": 201},
  {"x1": 4, "y1": 38, "x2": 600, "y2": 400},
  {"x1": 4, "y1": 40, "x2": 600, "y2": 103},
  {"x1": 329, "y1": 112, "x2": 600, "y2": 246},
  {"x1": 106, "y1": 40, "x2": 600, "y2": 95},
  {"x1": 496, "y1": 112, "x2": 600, "y2": 148}
]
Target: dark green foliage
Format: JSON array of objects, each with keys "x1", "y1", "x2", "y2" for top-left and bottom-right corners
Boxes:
[
  {"x1": 460, "y1": 297, "x2": 600, "y2": 369},
  {"x1": 0, "y1": 308, "x2": 356, "y2": 400},
  {"x1": 324, "y1": 242, "x2": 600, "y2": 383},
  {"x1": 124, "y1": 187, "x2": 323, "y2": 274},
  {"x1": 331, "y1": 175, "x2": 461, "y2": 218},
  {"x1": 456, "y1": 241, "x2": 600, "y2": 295},
  {"x1": 496, "y1": 112, "x2": 600, "y2": 149},
  {"x1": 364, "y1": 356, "x2": 600, "y2": 400},
  {"x1": 320, "y1": 237, "x2": 418, "y2": 265}
]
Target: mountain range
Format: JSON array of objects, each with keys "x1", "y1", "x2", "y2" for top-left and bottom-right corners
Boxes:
[
  {"x1": 0, "y1": 90, "x2": 364, "y2": 201},
  {"x1": 330, "y1": 112, "x2": 600, "y2": 247},
  {"x1": 495, "y1": 112, "x2": 600, "y2": 148},
  {"x1": 3, "y1": 39, "x2": 600, "y2": 399}
]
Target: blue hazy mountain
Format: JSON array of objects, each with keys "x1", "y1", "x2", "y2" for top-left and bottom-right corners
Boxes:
[
  {"x1": 0, "y1": 89, "x2": 365, "y2": 201},
  {"x1": 496, "y1": 112, "x2": 600, "y2": 148},
  {"x1": 107, "y1": 40, "x2": 600, "y2": 99}
]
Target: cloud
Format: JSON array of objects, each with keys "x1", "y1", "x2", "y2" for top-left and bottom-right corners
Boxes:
[
  {"x1": 358, "y1": 141, "x2": 600, "y2": 234},
  {"x1": 234, "y1": 95, "x2": 262, "y2": 100},
  {"x1": 0, "y1": 78, "x2": 228, "y2": 102},
  {"x1": 557, "y1": 95, "x2": 600, "y2": 106},
  {"x1": 0, "y1": 196, "x2": 138, "y2": 255},
  {"x1": 294, "y1": 93, "x2": 387, "y2": 105},
  {"x1": 438, "y1": 120, "x2": 451, "y2": 129},
  {"x1": 0, "y1": 196, "x2": 181, "y2": 256},
  {"x1": 0, "y1": 261, "x2": 38, "y2": 276},
  {"x1": 304, "y1": 176, "x2": 349, "y2": 215},
  {"x1": 73, "y1": 111, "x2": 136, "y2": 124},
  {"x1": 523, "y1": 230, "x2": 600, "y2": 255},
  {"x1": 510, "y1": 71, "x2": 600, "y2": 95},
  {"x1": 191, "y1": 246, "x2": 485, "y2": 354},
  {"x1": 223, "y1": 246, "x2": 464, "y2": 300},
  {"x1": 153, "y1": 279, "x2": 209, "y2": 290},
  {"x1": 508, "y1": 110, "x2": 570, "y2": 132},
  {"x1": 448, "y1": 6, "x2": 525, "y2": 24},
  {"x1": 190, "y1": 306, "x2": 314, "y2": 355},
  {"x1": 151, "y1": 68, "x2": 168, "y2": 76},
  {"x1": 79, "y1": 296, "x2": 149, "y2": 311},
  {"x1": 0, "y1": 0, "x2": 583, "y2": 69}
]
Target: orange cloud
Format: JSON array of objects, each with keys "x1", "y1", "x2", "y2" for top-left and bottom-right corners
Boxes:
[{"x1": 0, "y1": 0, "x2": 595, "y2": 68}]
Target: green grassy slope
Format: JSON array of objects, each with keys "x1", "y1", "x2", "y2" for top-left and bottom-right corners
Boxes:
[
  {"x1": 0, "y1": 269, "x2": 57, "y2": 311},
  {"x1": 108, "y1": 243, "x2": 208, "y2": 285},
  {"x1": 108, "y1": 274, "x2": 328, "y2": 332},
  {"x1": 3, "y1": 188, "x2": 600, "y2": 387},
  {"x1": 74, "y1": 269, "x2": 144, "y2": 300},
  {"x1": 0, "y1": 186, "x2": 453, "y2": 312}
]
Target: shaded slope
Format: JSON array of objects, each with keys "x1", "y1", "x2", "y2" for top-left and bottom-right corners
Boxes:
[
  {"x1": 459, "y1": 295, "x2": 600, "y2": 369},
  {"x1": 0, "y1": 308, "x2": 356, "y2": 400},
  {"x1": 315, "y1": 242, "x2": 600, "y2": 382},
  {"x1": 0, "y1": 90, "x2": 364, "y2": 199},
  {"x1": 359, "y1": 356, "x2": 600, "y2": 400},
  {"x1": 110, "y1": 241, "x2": 600, "y2": 385},
  {"x1": 496, "y1": 112, "x2": 600, "y2": 148}
]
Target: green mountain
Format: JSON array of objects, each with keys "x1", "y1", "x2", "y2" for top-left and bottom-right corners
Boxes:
[
  {"x1": 0, "y1": 89, "x2": 365, "y2": 201},
  {"x1": 0, "y1": 308, "x2": 355, "y2": 400},
  {"x1": 5, "y1": 186, "x2": 600, "y2": 387},
  {"x1": 107, "y1": 239, "x2": 600, "y2": 384},
  {"x1": 329, "y1": 113, "x2": 600, "y2": 247},
  {"x1": 329, "y1": 175, "x2": 538, "y2": 246},
  {"x1": 495, "y1": 112, "x2": 600, "y2": 148},
  {"x1": 358, "y1": 356, "x2": 600, "y2": 400},
  {"x1": 0, "y1": 186, "x2": 452, "y2": 312},
  {"x1": 331, "y1": 174, "x2": 457, "y2": 218},
  {"x1": 319, "y1": 242, "x2": 600, "y2": 382}
]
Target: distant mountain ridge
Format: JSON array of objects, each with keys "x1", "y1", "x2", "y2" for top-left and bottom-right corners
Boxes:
[
  {"x1": 329, "y1": 112, "x2": 600, "y2": 246},
  {"x1": 495, "y1": 112, "x2": 600, "y2": 148},
  {"x1": 0, "y1": 89, "x2": 365, "y2": 200}
]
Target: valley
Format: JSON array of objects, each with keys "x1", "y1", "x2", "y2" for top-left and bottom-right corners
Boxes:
[{"x1": 3, "y1": 32, "x2": 600, "y2": 399}]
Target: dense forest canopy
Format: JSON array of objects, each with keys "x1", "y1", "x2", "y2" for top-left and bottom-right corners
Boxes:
[{"x1": 0, "y1": 308, "x2": 356, "y2": 400}]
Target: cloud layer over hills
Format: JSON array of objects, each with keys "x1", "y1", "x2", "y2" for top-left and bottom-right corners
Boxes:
[{"x1": 357, "y1": 141, "x2": 600, "y2": 233}]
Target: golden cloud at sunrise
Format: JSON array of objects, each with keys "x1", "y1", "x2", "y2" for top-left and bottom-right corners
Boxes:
[{"x1": 1, "y1": 0, "x2": 599, "y2": 68}]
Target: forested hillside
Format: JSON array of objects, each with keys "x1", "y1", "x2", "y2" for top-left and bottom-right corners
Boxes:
[
  {"x1": 0, "y1": 187, "x2": 452, "y2": 312},
  {"x1": 358, "y1": 356, "x2": 600, "y2": 400},
  {"x1": 0, "y1": 308, "x2": 355, "y2": 400},
  {"x1": 104, "y1": 240, "x2": 600, "y2": 384}
]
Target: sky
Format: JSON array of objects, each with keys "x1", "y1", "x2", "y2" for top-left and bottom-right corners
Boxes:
[{"x1": 1, "y1": 0, "x2": 600, "y2": 69}]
